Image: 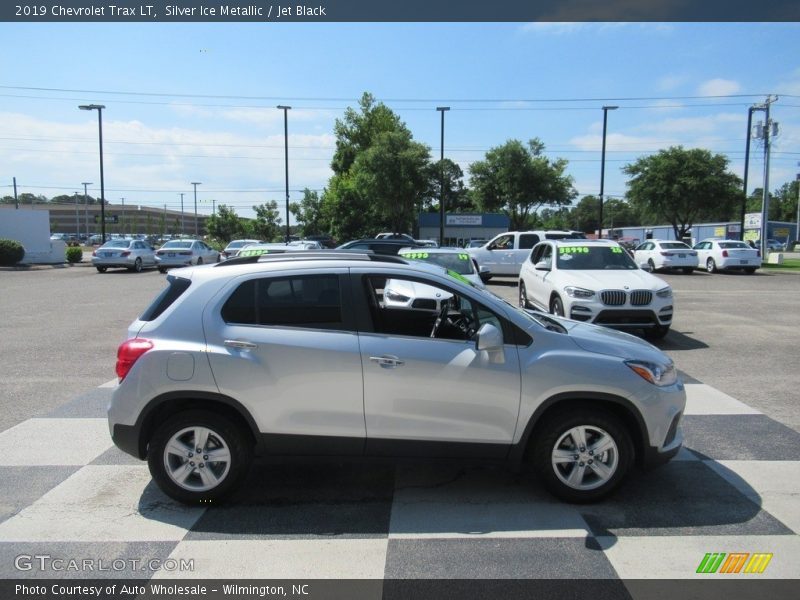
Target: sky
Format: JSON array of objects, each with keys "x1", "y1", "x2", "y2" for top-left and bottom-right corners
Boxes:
[{"x1": 1, "y1": 21, "x2": 799, "y2": 224}]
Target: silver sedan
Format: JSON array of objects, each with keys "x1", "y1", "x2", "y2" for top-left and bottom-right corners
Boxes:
[
  {"x1": 155, "y1": 240, "x2": 220, "y2": 273},
  {"x1": 91, "y1": 239, "x2": 156, "y2": 273}
]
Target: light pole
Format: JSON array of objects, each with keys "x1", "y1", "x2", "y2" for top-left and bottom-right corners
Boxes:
[
  {"x1": 191, "y1": 182, "x2": 201, "y2": 237},
  {"x1": 739, "y1": 106, "x2": 756, "y2": 241},
  {"x1": 599, "y1": 105, "x2": 618, "y2": 239},
  {"x1": 436, "y1": 106, "x2": 450, "y2": 246},
  {"x1": 120, "y1": 197, "x2": 125, "y2": 236},
  {"x1": 79, "y1": 104, "x2": 106, "y2": 243},
  {"x1": 277, "y1": 105, "x2": 291, "y2": 242},
  {"x1": 82, "y1": 182, "x2": 92, "y2": 239},
  {"x1": 179, "y1": 192, "x2": 185, "y2": 234},
  {"x1": 74, "y1": 192, "x2": 80, "y2": 238}
]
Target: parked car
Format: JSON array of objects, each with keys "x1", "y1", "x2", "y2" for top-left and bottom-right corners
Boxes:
[
  {"x1": 337, "y1": 238, "x2": 425, "y2": 255},
  {"x1": 375, "y1": 232, "x2": 416, "y2": 242},
  {"x1": 304, "y1": 234, "x2": 337, "y2": 249},
  {"x1": 155, "y1": 239, "x2": 220, "y2": 272},
  {"x1": 109, "y1": 251, "x2": 685, "y2": 505},
  {"x1": 397, "y1": 247, "x2": 487, "y2": 287},
  {"x1": 288, "y1": 240, "x2": 324, "y2": 250},
  {"x1": 766, "y1": 239, "x2": 785, "y2": 252},
  {"x1": 234, "y1": 243, "x2": 311, "y2": 257},
  {"x1": 221, "y1": 239, "x2": 262, "y2": 260},
  {"x1": 467, "y1": 231, "x2": 580, "y2": 278},
  {"x1": 692, "y1": 239, "x2": 761, "y2": 274},
  {"x1": 633, "y1": 240, "x2": 698, "y2": 274},
  {"x1": 519, "y1": 239, "x2": 674, "y2": 340},
  {"x1": 91, "y1": 239, "x2": 157, "y2": 273}
]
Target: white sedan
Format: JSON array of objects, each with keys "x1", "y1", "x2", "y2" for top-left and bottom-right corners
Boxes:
[
  {"x1": 633, "y1": 240, "x2": 698, "y2": 274},
  {"x1": 692, "y1": 239, "x2": 760, "y2": 274},
  {"x1": 155, "y1": 240, "x2": 220, "y2": 273}
]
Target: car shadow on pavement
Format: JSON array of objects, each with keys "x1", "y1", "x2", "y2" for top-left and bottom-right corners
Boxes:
[{"x1": 651, "y1": 329, "x2": 709, "y2": 351}]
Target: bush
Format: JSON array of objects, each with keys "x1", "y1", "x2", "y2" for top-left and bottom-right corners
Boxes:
[
  {"x1": 65, "y1": 246, "x2": 83, "y2": 263},
  {"x1": 0, "y1": 239, "x2": 25, "y2": 266}
]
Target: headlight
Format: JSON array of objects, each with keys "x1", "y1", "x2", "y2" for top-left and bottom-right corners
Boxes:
[
  {"x1": 625, "y1": 360, "x2": 678, "y2": 387},
  {"x1": 564, "y1": 286, "x2": 595, "y2": 299},
  {"x1": 384, "y1": 289, "x2": 410, "y2": 303},
  {"x1": 656, "y1": 286, "x2": 672, "y2": 299}
]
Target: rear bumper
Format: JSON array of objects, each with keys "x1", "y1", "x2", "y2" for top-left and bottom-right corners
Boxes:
[{"x1": 111, "y1": 423, "x2": 145, "y2": 459}]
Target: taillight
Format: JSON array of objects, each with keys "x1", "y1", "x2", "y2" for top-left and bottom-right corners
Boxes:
[
  {"x1": 120, "y1": 251, "x2": 131, "y2": 257},
  {"x1": 116, "y1": 338, "x2": 153, "y2": 381},
  {"x1": 722, "y1": 250, "x2": 729, "y2": 257}
]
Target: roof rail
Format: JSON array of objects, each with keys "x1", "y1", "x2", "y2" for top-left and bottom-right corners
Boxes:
[{"x1": 214, "y1": 250, "x2": 408, "y2": 267}]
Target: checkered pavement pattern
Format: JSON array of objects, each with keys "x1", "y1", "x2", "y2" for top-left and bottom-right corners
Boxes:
[{"x1": 0, "y1": 378, "x2": 798, "y2": 581}]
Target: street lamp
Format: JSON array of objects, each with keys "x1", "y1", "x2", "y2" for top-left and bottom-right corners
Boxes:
[
  {"x1": 436, "y1": 107, "x2": 450, "y2": 246},
  {"x1": 179, "y1": 192, "x2": 185, "y2": 234},
  {"x1": 120, "y1": 197, "x2": 125, "y2": 236},
  {"x1": 191, "y1": 182, "x2": 201, "y2": 237},
  {"x1": 81, "y1": 182, "x2": 92, "y2": 240},
  {"x1": 599, "y1": 105, "x2": 618, "y2": 239},
  {"x1": 277, "y1": 105, "x2": 291, "y2": 242},
  {"x1": 79, "y1": 104, "x2": 106, "y2": 243}
]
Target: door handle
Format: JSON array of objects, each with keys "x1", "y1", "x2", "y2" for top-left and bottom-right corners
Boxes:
[
  {"x1": 224, "y1": 339, "x2": 258, "y2": 350},
  {"x1": 369, "y1": 355, "x2": 405, "y2": 368}
]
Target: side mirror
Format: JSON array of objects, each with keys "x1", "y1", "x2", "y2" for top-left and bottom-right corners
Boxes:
[
  {"x1": 534, "y1": 260, "x2": 551, "y2": 271},
  {"x1": 476, "y1": 323, "x2": 503, "y2": 352}
]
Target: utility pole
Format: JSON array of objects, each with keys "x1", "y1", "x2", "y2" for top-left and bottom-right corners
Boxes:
[
  {"x1": 795, "y1": 168, "x2": 799, "y2": 250},
  {"x1": 436, "y1": 107, "x2": 450, "y2": 246},
  {"x1": 191, "y1": 182, "x2": 201, "y2": 237},
  {"x1": 739, "y1": 107, "x2": 755, "y2": 241},
  {"x1": 74, "y1": 192, "x2": 80, "y2": 238},
  {"x1": 180, "y1": 192, "x2": 185, "y2": 234},
  {"x1": 754, "y1": 95, "x2": 778, "y2": 258},
  {"x1": 277, "y1": 105, "x2": 291, "y2": 242},
  {"x1": 120, "y1": 197, "x2": 125, "y2": 236},
  {"x1": 13, "y1": 177, "x2": 18, "y2": 209}
]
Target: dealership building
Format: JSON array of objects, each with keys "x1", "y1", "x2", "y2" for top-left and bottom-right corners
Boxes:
[{"x1": 417, "y1": 213, "x2": 510, "y2": 247}]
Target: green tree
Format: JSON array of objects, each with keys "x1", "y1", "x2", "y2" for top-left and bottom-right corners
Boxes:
[
  {"x1": 624, "y1": 146, "x2": 741, "y2": 240},
  {"x1": 747, "y1": 181, "x2": 800, "y2": 222},
  {"x1": 251, "y1": 201, "x2": 283, "y2": 242},
  {"x1": 321, "y1": 92, "x2": 432, "y2": 240},
  {"x1": 469, "y1": 138, "x2": 577, "y2": 230},
  {"x1": 289, "y1": 188, "x2": 327, "y2": 236},
  {"x1": 205, "y1": 204, "x2": 246, "y2": 242},
  {"x1": 426, "y1": 159, "x2": 474, "y2": 213}
]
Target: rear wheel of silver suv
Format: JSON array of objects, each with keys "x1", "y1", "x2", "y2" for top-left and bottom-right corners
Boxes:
[
  {"x1": 531, "y1": 408, "x2": 633, "y2": 503},
  {"x1": 148, "y1": 410, "x2": 252, "y2": 505}
]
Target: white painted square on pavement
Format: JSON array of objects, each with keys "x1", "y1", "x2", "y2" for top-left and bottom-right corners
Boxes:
[
  {"x1": 154, "y1": 539, "x2": 389, "y2": 579},
  {"x1": 0, "y1": 418, "x2": 112, "y2": 466},
  {"x1": 0, "y1": 465, "x2": 205, "y2": 542},
  {"x1": 597, "y1": 534, "x2": 800, "y2": 579},
  {"x1": 705, "y1": 460, "x2": 800, "y2": 534},
  {"x1": 683, "y1": 384, "x2": 761, "y2": 416}
]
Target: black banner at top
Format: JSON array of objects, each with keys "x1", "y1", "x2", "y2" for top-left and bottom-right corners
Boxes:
[{"x1": 3, "y1": 0, "x2": 800, "y2": 22}]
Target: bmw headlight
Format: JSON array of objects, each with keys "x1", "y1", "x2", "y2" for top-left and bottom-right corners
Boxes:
[
  {"x1": 625, "y1": 360, "x2": 678, "y2": 387},
  {"x1": 384, "y1": 289, "x2": 410, "y2": 303},
  {"x1": 564, "y1": 286, "x2": 595, "y2": 299},
  {"x1": 656, "y1": 286, "x2": 672, "y2": 299}
]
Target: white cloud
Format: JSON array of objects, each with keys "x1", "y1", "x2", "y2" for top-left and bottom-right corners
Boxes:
[
  {"x1": 697, "y1": 78, "x2": 741, "y2": 97},
  {"x1": 656, "y1": 74, "x2": 688, "y2": 92}
]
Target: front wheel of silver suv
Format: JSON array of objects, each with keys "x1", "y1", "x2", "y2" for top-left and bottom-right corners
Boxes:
[
  {"x1": 148, "y1": 410, "x2": 252, "y2": 505},
  {"x1": 530, "y1": 408, "x2": 633, "y2": 503}
]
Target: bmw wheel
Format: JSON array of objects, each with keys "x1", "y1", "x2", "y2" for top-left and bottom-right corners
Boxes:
[
  {"x1": 519, "y1": 281, "x2": 530, "y2": 308},
  {"x1": 148, "y1": 410, "x2": 252, "y2": 505},
  {"x1": 647, "y1": 259, "x2": 656, "y2": 272},
  {"x1": 96, "y1": 266, "x2": 107, "y2": 273},
  {"x1": 531, "y1": 408, "x2": 633, "y2": 503},
  {"x1": 550, "y1": 296, "x2": 565, "y2": 317}
]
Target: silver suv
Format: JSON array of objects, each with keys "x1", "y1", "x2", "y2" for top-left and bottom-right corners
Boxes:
[{"x1": 109, "y1": 252, "x2": 685, "y2": 504}]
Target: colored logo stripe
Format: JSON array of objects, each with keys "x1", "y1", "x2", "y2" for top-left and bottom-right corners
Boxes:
[{"x1": 696, "y1": 552, "x2": 773, "y2": 574}]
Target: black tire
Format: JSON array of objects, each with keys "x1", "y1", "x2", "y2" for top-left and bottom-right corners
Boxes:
[
  {"x1": 644, "y1": 324, "x2": 670, "y2": 340},
  {"x1": 706, "y1": 258, "x2": 717, "y2": 273},
  {"x1": 196, "y1": 257, "x2": 203, "y2": 265},
  {"x1": 519, "y1": 281, "x2": 530, "y2": 308},
  {"x1": 96, "y1": 266, "x2": 107, "y2": 273},
  {"x1": 530, "y1": 407, "x2": 633, "y2": 503},
  {"x1": 682, "y1": 268, "x2": 693, "y2": 275},
  {"x1": 158, "y1": 267, "x2": 166, "y2": 274},
  {"x1": 647, "y1": 259, "x2": 656, "y2": 272},
  {"x1": 130, "y1": 258, "x2": 143, "y2": 273},
  {"x1": 550, "y1": 295, "x2": 565, "y2": 317},
  {"x1": 147, "y1": 410, "x2": 252, "y2": 505}
]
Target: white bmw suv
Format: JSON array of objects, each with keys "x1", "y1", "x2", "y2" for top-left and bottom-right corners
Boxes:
[{"x1": 518, "y1": 240, "x2": 674, "y2": 340}]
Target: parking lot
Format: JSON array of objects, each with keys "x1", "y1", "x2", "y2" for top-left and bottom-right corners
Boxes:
[{"x1": 0, "y1": 263, "x2": 798, "y2": 584}]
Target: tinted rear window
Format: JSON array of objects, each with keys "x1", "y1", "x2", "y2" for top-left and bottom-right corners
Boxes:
[
  {"x1": 719, "y1": 242, "x2": 749, "y2": 249},
  {"x1": 139, "y1": 276, "x2": 192, "y2": 321}
]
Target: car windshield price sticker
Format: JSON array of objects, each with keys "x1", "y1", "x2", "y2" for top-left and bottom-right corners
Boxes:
[{"x1": 559, "y1": 246, "x2": 589, "y2": 254}]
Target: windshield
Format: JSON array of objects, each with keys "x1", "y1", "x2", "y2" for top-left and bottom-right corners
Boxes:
[
  {"x1": 556, "y1": 245, "x2": 638, "y2": 270},
  {"x1": 227, "y1": 240, "x2": 255, "y2": 249},
  {"x1": 400, "y1": 251, "x2": 475, "y2": 275}
]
